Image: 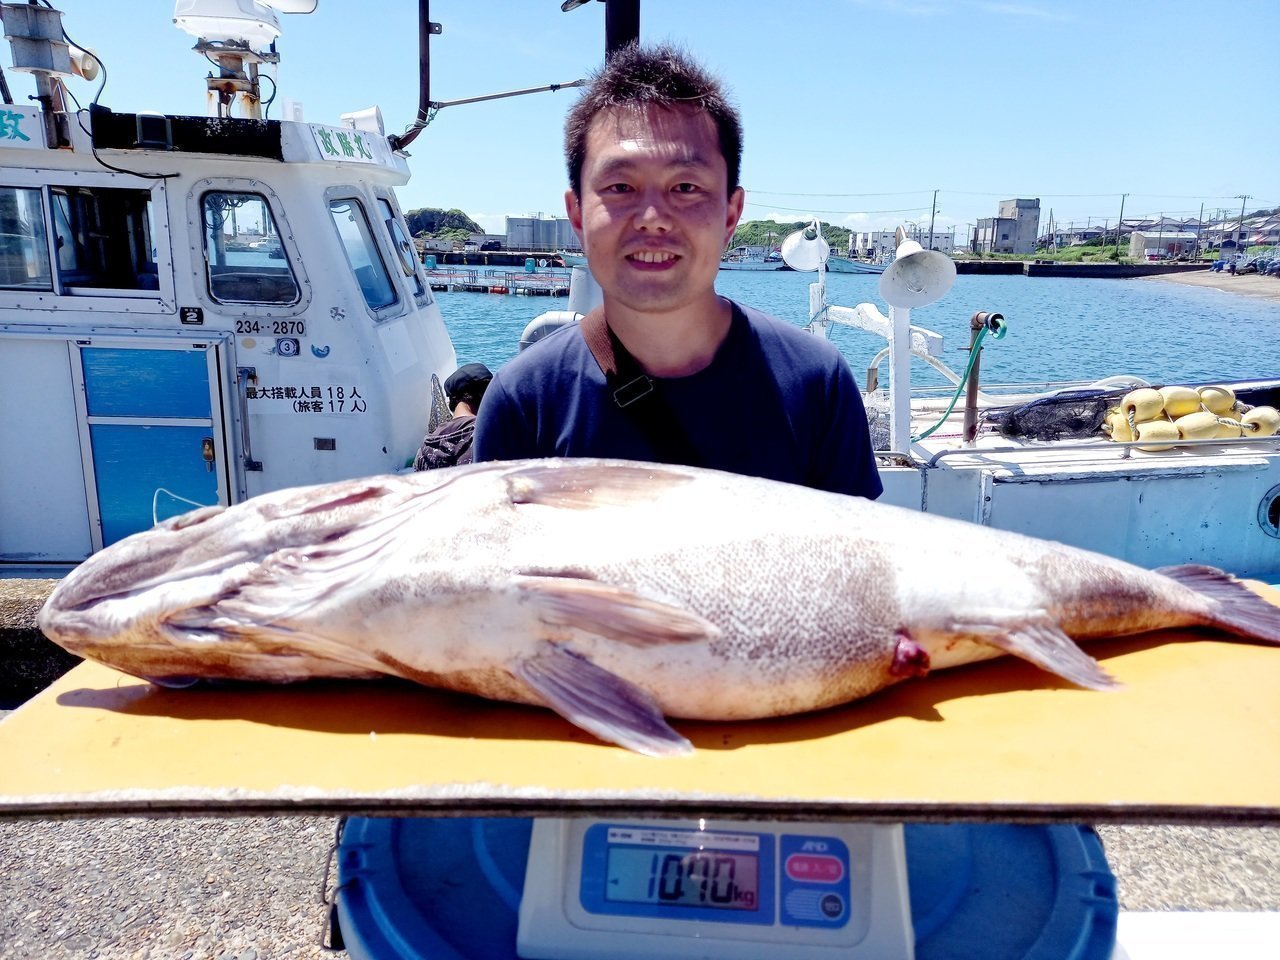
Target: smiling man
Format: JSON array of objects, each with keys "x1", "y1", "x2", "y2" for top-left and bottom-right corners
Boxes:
[{"x1": 475, "y1": 44, "x2": 881, "y2": 499}]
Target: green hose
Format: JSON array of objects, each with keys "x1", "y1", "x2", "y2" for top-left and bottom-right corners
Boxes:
[{"x1": 911, "y1": 326, "x2": 991, "y2": 443}]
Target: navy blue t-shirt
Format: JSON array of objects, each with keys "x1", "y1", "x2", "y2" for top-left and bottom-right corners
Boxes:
[{"x1": 474, "y1": 301, "x2": 882, "y2": 499}]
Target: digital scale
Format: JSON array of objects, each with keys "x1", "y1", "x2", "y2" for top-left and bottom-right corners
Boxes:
[
  {"x1": 516, "y1": 819, "x2": 913, "y2": 960},
  {"x1": 333, "y1": 816, "x2": 1118, "y2": 960}
]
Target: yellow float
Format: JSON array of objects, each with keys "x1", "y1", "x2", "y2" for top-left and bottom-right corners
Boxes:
[{"x1": 1101, "y1": 384, "x2": 1280, "y2": 451}]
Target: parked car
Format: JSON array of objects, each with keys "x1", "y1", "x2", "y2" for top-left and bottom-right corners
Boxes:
[
  {"x1": 1265, "y1": 260, "x2": 1280, "y2": 277},
  {"x1": 480, "y1": 240, "x2": 501, "y2": 251}
]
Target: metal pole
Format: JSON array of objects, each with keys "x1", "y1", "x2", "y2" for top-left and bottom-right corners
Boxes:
[
  {"x1": 606, "y1": 0, "x2": 640, "y2": 55},
  {"x1": 889, "y1": 305, "x2": 912, "y2": 452},
  {"x1": 1116, "y1": 194, "x2": 1127, "y2": 257},
  {"x1": 1235, "y1": 194, "x2": 1251, "y2": 256},
  {"x1": 927, "y1": 189, "x2": 937, "y2": 250},
  {"x1": 963, "y1": 312, "x2": 1000, "y2": 444}
]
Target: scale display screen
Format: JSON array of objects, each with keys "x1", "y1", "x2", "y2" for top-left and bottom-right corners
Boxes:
[
  {"x1": 576, "y1": 822, "x2": 857, "y2": 930},
  {"x1": 604, "y1": 845, "x2": 760, "y2": 911},
  {"x1": 518, "y1": 819, "x2": 910, "y2": 960}
]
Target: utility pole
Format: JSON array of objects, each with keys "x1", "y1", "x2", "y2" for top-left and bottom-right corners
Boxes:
[
  {"x1": 1196, "y1": 202, "x2": 1204, "y2": 259},
  {"x1": 1116, "y1": 193, "x2": 1128, "y2": 256},
  {"x1": 927, "y1": 189, "x2": 938, "y2": 250},
  {"x1": 1235, "y1": 194, "x2": 1251, "y2": 255}
]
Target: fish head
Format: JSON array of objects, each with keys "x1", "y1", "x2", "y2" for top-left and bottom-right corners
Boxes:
[
  {"x1": 36, "y1": 475, "x2": 421, "y2": 685},
  {"x1": 36, "y1": 504, "x2": 277, "y2": 684}
]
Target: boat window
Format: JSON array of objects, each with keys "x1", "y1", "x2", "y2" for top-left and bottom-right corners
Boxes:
[
  {"x1": 50, "y1": 185, "x2": 157, "y2": 291},
  {"x1": 201, "y1": 191, "x2": 300, "y2": 305},
  {"x1": 377, "y1": 198, "x2": 425, "y2": 299},
  {"x1": 0, "y1": 186, "x2": 52, "y2": 290},
  {"x1": 329, "y1": 197, "x2": 396, "y2": 312}
]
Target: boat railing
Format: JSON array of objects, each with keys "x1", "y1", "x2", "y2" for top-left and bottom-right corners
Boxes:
[{"x1": 919, "y1": 431, "x2": 1280, "y2": 469}]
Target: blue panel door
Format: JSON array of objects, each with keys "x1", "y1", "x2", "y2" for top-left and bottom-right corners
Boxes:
[{"x1": 82, "y1": 346, "x2": 223, "y2": 547}]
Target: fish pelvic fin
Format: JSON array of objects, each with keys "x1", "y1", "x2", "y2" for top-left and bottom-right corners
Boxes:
[
  {"x1": 505, "y1": 460, "x2": 694, "y2": 510},
  {"x1": 514, "y1": 644, "x2": 693, "y2": 757},
  {"x1": 1156, "y1": 565, "x2": 1280, "y2": 645},
  {"x1": 959, "y1": 614, "x2": 1120, "y2": 691},
  {"x1": 518, "y1": 575, "x2": 719, "y2": 647}
]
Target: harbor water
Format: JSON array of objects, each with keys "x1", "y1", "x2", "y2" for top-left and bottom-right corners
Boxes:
[{"x1": 437, "y1": 270, "x2": 1280, "y2": 388}]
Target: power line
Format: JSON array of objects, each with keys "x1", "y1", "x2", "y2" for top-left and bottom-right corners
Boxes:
[{"x1": 744, "y1": 201, "x2": 933, "y2": 216}]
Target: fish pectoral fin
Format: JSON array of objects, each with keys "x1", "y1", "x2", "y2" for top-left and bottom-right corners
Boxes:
[
  {"x1": 513, "y1": 644, "x2": 693, "y2": 757},
  {"x1": 505, "y1": 461, "x2": 694, "y2": 510},
  {"x1": 517, "y1": 575, "x2": 718, "y2": 647},
  {"x1": 957, "y1": 613, "x2": 1120, "y2": 691}
]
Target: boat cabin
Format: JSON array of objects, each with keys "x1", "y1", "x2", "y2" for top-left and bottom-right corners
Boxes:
[{"x1": 0, "y1": 3, "x2": 456, "y2": 567}]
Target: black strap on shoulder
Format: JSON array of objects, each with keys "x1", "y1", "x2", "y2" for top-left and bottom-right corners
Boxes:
[
  {"x1": 579, "y1": 308, "x2": 701, "y2": 465},
  {"x1": 580, "y1": 307, "x2": 654, "y2": 408}
]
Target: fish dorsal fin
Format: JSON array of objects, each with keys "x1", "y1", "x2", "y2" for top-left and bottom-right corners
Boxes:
[
  {"x1": 518, "y1": 575, "x2": 718, "y2": 646},
  {"x1": 505, "y1": 461, "x2": 694, "y2": 510},
  {"x1": 961, "y1": 613, "x2": 1119, "y2": 691},
  {"x1": 514, "y1": 644, "x2": 693, "y2": 756}
]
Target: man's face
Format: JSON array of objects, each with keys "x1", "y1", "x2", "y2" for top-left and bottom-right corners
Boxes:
[{"x1": 566, "y1": 105, "x2": 744, "y2": 317}]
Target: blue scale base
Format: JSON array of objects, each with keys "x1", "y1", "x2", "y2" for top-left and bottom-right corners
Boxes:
[{"x1": 335, "y1": 818, "x2": 1118, "y2": 960}]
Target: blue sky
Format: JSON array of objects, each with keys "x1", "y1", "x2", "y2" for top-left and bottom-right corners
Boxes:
[{"x1": 25, "y1": 1, "x2": 1280, "y2": 237}]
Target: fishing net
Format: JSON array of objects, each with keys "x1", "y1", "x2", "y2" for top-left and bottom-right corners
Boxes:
[
  {"x1": 864, "y1": 391, "x2": 892, "y2": 450},
  {"x1": 426, "y1": 373, "x2": 452, "y2": 433},
  {"x1": 980, "y1": 388, "x2": 1131, "y2": 441}
]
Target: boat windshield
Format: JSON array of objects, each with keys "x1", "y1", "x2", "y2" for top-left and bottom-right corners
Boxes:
[
  {"x1": 377, "y1": 197, "x2": 425, "y2": 301},
  {"x1": 0, "y1": 186, "x2": 52, "y2": 290},
  {"x1": 201, "y1": 192, "x2": 300, "y2": 305},
  {"x1": 50, "y1": 185, "x2": 158, "y2": 292},
  {"x1": 329, "y1": 197, "x2": 397, "y2": 313}
]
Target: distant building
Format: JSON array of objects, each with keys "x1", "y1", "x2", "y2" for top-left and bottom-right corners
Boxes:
[
  {"x1": 1128, "y1": 230, "x2": 1199, "y2": 260},
  {"x1": 974, "y1": 199, "x2": 1040, "y2": 255},
  {"x1": 505, "y1": 215, "x2": 580, "y2": 252},
  {"x1": 853, "y1": 225, "x2": 956, "y2": 258},
  {"x1": 853, "y1": 230, "x2": 898, "y2": 259}
]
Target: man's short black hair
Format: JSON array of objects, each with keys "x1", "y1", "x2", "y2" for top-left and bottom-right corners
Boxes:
[{"x1": 564, "y1": 42, "x2": 743, "y2": 198}]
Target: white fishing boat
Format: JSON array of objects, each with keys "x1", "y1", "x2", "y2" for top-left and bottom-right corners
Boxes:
[
  {"x1": 719, "y1": 245, "x2": 785, "y2": 271},
  {"x1": 557, "y1": 249, "x2": 587, "y2": 267},
  {"x1": 0, "y1": 0, "x2": 457, "y2": 568},
  {"x1": 825, "y1": 253, "x2": 886, "y2": 274}
]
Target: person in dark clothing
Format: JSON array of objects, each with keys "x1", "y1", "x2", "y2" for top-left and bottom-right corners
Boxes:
[
  {"x1": 474, "y1": 43, "x2": 881, "y2": 500},
  {"x1": 413, "y1": 363, "x2": 492, "y2": 470}
]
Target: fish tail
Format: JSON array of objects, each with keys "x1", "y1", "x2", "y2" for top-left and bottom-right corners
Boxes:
[{"x1": 1156, "y1": 565, "x2": 1280, "y2": 644}]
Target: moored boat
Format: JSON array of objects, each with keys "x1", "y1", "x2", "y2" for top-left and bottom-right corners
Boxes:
[
  {"x1": 0, "y1": 1, "x2": 456, "y2": 568},
  {"x1": 825, "y1": 253, "x2": 887, "y2": 274},
  {"x1": 719, "y1": 246, "x2": 786, "y2": 270}
]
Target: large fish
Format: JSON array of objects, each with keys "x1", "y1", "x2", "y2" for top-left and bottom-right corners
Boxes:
[{"x1": 38, "y1": 459, "x2": 1280, "y2": 756}]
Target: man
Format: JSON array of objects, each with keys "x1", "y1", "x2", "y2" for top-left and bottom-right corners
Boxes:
[
  {"x1": 413, "y1": 362, "x2": 492, "y2": 470},
  {"x1": 474, "y1": 44, "x2": 881, "y2": 500}
]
